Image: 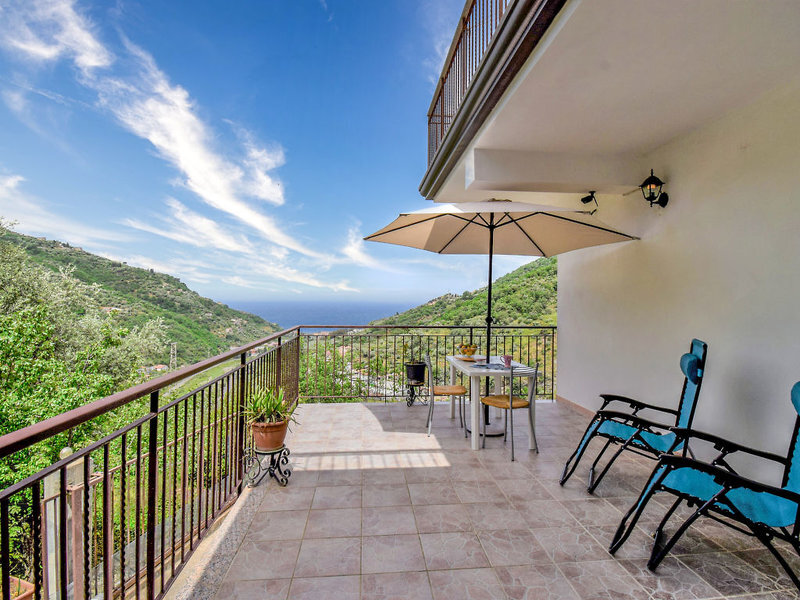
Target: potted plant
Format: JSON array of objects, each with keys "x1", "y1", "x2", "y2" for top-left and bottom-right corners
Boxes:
[
  {"x1": 245, "y1": 387, "x2": 296, "y2": 451},
  {"x1": 9, "y1": 577, "x2": 34, "y2": 600}
]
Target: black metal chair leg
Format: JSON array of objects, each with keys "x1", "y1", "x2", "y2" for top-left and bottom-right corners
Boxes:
[
  {"x1": 586, "y1": 439, "x2": 613, "y2": 491},
  {"x1": 652, "y1": 496, "x2": 684, "y2": 551},
  {"x1": 463, "y1": 396, "x2": 468, "y2": 438},
  {"x1": 528, "y1": 400, "x2": 538, "y2": 453},
  {"x1": 482, "y1": 402, "x2": 487, "y2": 448},
  {"x1": 560, "y1": 419, "x2": 601, "y2": 485},
  {"x1": 588, "y1": 435, "x2": 638, "y2": 494},
  {"x1": 754, "y1": 530, "x2": 800, "y2": 591},
  {"x1": 510, "y1": 407, "x2": 515, "y2": 462},
  {"x1": 427, "y1": 395, "x2": 434, "y2": 437},
  {"x1": 610, "y1": 470, "x2": 669, "y2": 554},
  {"x1": 648, "y1": 491, "x2": 726, "y2": 571}
]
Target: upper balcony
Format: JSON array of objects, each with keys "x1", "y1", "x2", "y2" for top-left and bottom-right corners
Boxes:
[{"x1": 422, "y1": 0, "x2": 567, "y2": 198}]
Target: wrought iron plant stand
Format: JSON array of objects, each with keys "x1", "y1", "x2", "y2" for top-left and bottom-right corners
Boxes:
[{"x1": 244, "y1": 445, "x2": 292, "y2": 487}]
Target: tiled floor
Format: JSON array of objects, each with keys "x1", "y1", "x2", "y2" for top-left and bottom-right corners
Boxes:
[{"x1": 214, "y1": 401, "x2": 800, "y2": 599}]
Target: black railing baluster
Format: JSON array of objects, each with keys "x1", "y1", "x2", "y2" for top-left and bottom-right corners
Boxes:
[
  {"x1": 32, "y1": 483, "x2": 42, "y2": 600},
  {"x1": 1, "y1": 498, "x2": 10, "y2": 600},
  {"x1": 120, "y1": 433, "x2": 127, "y2": 598},
  {"x1": 146, "y1": 391, "x2": 159, "y2": 600},
  {"x1": 135, "y1": 425, "x2": 142, "y2": 600},
  {"x1": 102, "y1": 445, "x2": 111, "y2": 600},
  {"x1": 59, "y1": 467, "x2": 67, "y2": 600}
]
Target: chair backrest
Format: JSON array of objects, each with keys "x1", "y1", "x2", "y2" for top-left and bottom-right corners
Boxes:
[
  {"x1": 423, "y1": 353, "x2": 434, "y2": 402},
  {"x1": 675, "y1": 338, "x2": 709, "y2": 429},
  {"x1": 780, "y1": 382, "x2": 800, "y2": 492},
  {"x1": 509, "y1": 364, "x2": 539, "y2": 403}
]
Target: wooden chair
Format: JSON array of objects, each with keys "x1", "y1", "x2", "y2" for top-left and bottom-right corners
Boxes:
[
  {"x1": 481, "y1": 364, "x2": 539, "y2": 461},
  {"x1": 424, "y1": 354, "x2": 468, "y2": 436}
]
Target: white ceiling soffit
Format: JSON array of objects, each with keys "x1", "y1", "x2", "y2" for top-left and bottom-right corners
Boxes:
[{"x1": 436, "y1": 0, "x2": 800, "y2": 201}]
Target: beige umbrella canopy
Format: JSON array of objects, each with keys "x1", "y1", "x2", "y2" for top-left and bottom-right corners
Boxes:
[
  {"x1": 365, "y1": 199, "x2": 637, "y2": 346},
  {"x1": 365, "y1": 200, "x2": 637, "y2": 257}
]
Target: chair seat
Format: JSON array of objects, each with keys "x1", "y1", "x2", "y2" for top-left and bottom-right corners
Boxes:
[
  {"x1": 433, "y1": 385, "x2": 467, "y2": 396},
  {"x1": 481, "y1": 394, "x2": 529, "y2": 409}
]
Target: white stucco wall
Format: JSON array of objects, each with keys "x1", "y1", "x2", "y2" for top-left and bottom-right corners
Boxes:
[{"x1": 557, "y1": 79, "x2": 800, "y2": 464}]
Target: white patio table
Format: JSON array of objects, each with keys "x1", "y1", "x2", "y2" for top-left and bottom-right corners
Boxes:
[{"x1": 446, "y1": 355, "x2": 537, "y2": 451}]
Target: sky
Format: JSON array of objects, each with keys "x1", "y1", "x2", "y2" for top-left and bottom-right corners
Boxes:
[{"x1": 0, "y1": 0, "x2": 532, "y2": 305}]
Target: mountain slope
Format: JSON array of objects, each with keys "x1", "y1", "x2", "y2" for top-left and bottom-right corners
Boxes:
[
  {"x1": 0, "y1": 227, "x2": 280, "y2": 364},
  {"x1": 372, "y1": 257, "x2": 556, "y2": 327}
]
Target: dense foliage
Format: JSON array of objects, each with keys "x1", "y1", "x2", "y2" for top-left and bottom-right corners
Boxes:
[
  {"x1": 0, "y1": 227, "x2": 279, "y2": 365},
  {"x1": 0, "y1": 238, "x2": 165, "y2": 475},
  {"x1": 372, "y1": 257, "x2": 557, "y2": 328}
]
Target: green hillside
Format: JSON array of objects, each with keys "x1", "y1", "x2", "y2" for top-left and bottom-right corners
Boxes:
[
  {"x1": 372, "y1": 257, "x2": 557, "y2": 328},
  {"x1": 0, "y1": 227, "x2": 279, "y2": 364}
]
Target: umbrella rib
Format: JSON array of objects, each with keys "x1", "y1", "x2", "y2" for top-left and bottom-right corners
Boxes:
[
  {"x1": 438, "y1": 214, "x2": 481, "y2": 253},
  {"x1": 363, "y1": 214, "x2": 445, "y2": 239},
  {"x1": 539, "y1": 212, "x2": 639, "y2": 239},
  {"x1": 508, "y1": 214, "x2": 548, "y2": 257}
]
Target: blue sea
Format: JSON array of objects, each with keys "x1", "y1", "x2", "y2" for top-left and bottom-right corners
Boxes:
[{"x1": 226, "y1": 300, "x2": 417, "y2": 330}]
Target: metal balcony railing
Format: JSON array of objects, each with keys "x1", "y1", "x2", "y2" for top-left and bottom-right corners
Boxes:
[
  {"x1": 427, "y1": 0, "x2": 513, "y2": 166},
  {"x1": 0, "y1": 323, "x2": 555, "y2": 600}
]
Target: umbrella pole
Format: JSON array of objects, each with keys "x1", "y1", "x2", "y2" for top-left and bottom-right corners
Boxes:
[
  {"x1": 484, "y1": 216, "x2": 495, "y2": 423},
  {"x1": 486, "y1": 215, "x2": 494, "y2": 360}
]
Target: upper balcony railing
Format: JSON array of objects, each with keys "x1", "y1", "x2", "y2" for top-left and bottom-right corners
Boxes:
[
  {"x1": 0, "y1": 323, "x2": 555, "y2": 600},
  {"x1": 427, "y1": 0, "x2": 513, "y2": 166}
]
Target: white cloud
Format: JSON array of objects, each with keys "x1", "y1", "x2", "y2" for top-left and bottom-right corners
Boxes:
[
  {"x1": 0, "y1": 0, "x2": 361, "y2": 294},
  {"x1": 123, "y1": 197, "x2": 253, "y2": 254},
  {"x1": 341, "y1": 224, "x2": 393, "y2": 270},
  {"x1": 0, "y1": 172, "x2": 125, "y2": 247},
  {"x1": 0, "y1": 0, "x2": 322, "y2": 261},
  {"x1": 0, "y1": 0, "x2": 112, "y2": 75},
  {"x1": 418, "y1": 0, "x2": 464, "y2": 85}
]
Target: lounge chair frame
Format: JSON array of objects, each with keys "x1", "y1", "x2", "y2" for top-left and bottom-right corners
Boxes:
[
  {"x1": 560, "y1": 339, "x2": 708, "y2": 493},
  {"x1": 610, "y1": 388, "x2": 800, "y2": 590}
]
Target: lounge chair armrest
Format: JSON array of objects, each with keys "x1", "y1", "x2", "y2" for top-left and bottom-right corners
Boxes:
[
  {"x1": 658, "y1": 455, "x2": 800, "y2": 503},
  {"x1": 669, "y1": 428, "x2": 787, "y2": 464},
  {"x1": 597, "y1": 410, "x2": 673, "y2": 432},
  {"x1": 599, "y1": 394, "x2": 678, "y2": 415}
]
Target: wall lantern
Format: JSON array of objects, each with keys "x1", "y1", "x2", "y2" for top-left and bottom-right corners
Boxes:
[
  {"x1": 640, "y1": 169, "x2": 669, "y2": 207},
  {"x1": 580, "y1": 191, "x2": 597, "y2": 214}
]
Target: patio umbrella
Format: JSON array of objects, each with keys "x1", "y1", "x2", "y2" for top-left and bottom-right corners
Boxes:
[{"x1": 364, "y1": 199, "x2": 637, "y2": 352}]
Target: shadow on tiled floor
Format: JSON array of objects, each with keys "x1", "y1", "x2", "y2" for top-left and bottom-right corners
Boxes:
[{"x1": 211, "y1": 401, "x2": 800, "y2": 600}]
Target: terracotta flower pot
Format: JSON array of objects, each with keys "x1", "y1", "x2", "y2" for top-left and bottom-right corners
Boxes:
[
  {"x1": 251, "y1": 420, "x2": 289, "y2": 451},
  {"x1": 10, "y1": 577, "x2": 34, "y2": 600}
]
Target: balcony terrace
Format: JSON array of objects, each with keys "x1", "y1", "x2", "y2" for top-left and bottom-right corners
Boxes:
[
  {"x1": 3, "y1": 325, "x2": 798, "y2": 600},
  {"x1": 167, "y1": 399, "x2": 796, "y2": 600}
]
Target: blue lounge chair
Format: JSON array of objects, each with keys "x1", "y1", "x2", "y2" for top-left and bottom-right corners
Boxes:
[
  {"x1": 610, "y1": 382, "x2": 800, "y2": 590},
  {"x1": 560, "y1": 339, "x2": 708, "y2": 493}
]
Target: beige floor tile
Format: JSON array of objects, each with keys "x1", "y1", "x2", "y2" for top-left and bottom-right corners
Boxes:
[
  {"x1": 224, "y1": 539, "x2": 300, "y2": 581},
  {"x1": 363, "y1": 505, "x2": 417, "y2": 536},
  {"x1": 558, "y1": 559, "x2": 648, "y2": 600},
  {"x1": 413, "y1": 504, "x2": 472, "y2": 534},
  {"x1": 495, "y1": 564, "x2": 580, "y2": 600},
  {"x1": 287, "y1": 575, "x2": 360, "y2": 600},
  {"x1": 409, "y1": 482, "x2": 460, "y2": 505},
  {"x1": 304, "y1": 507, "x2": 361, "y2": 538},
  {"x1": 363, "y1": 484, "x2": 411, "y2": 507},
  {"x1": 216, "y1": 578, "x2": 291, "y2": 600},
  {"x1": 311, "y1": 484, "x2": 361, "y2": 509},
  {"x1": 477, "y1": 528, "x2": 551, "y2": 567},
  {"x1": 244, "y1": 510, "x2": 308, "y2": 542},
  {"x1": 419, "y1": 531, "x2": 490, "y2": 570},
  {"x1": 293, "y1": 537, "x2": 361, "y2": 577},
  {"x1": 361, "y1": 534, "x2": 426, "y2": 574},
  {"x1": 427, "y1": 568, "x2": 506, "y2": 600},
  {"x1": 361, "y1": 571, "x2": 433, "y2": 600}
]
